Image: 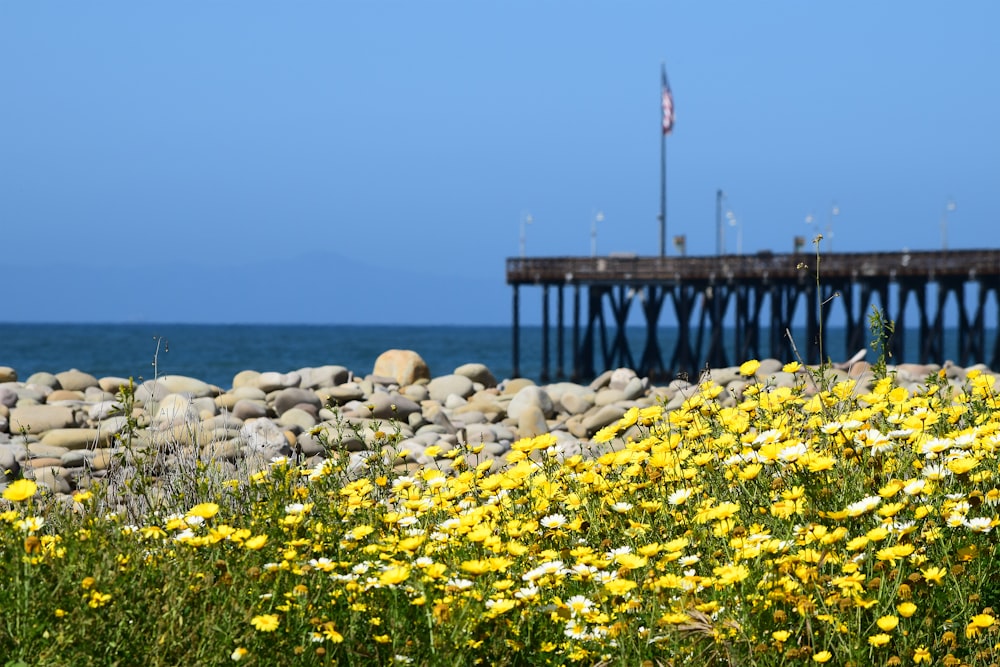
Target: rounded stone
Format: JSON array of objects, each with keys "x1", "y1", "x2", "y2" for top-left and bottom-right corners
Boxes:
[
  {"x1": 427, "y1": 374, "x2": 475, "y2": 403},
  {"x1": 453, "y1": 363, "x2": 497, "y2": 388},
  {"x1": 232, "y1": 370, "x2": 261, "y2": 389},
  {"x1": 278, "y1": 408, "x2": 317, "y2": 430},
  {"x1": 0, "y1": 367, "x2": 17, "y2": 383},
  {"x1": 26, "y1": 372, "x2": 60, "y2": 389},
  {"x1": 507, "y1": 386, "x2": 554, "y2": 420},
  {"x1": 55, "y1": 369, "x2": 100, "y2": 392},
  {"x1": 256, "y1": 371, "x2": 302, "y2": 393},
  {"x1": 8, "y1": 405, "x2": 76, "y2": 434},
  {"x1": 40, "y1": 428, "x2": 113, "y2": 450},
  {"x1": 373, "y1": 350, "x2": 431, "y2": 386},
  {"x1": 154, "y1": 394, "x2": 200, "y2": 425},
  {"x1": 232, "y1": 399, "x2": 268, "y2": 421},
  {"x1": 273, "y1": 387, "x2": 322, "y2": 416}
]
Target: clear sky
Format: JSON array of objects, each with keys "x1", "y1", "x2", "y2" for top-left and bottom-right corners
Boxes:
[{"x1": 2, "y1": 3, "x2": 997, "y2": 325}]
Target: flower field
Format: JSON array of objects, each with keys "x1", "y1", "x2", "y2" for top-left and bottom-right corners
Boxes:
[{"x1": 2, "y1": 361, "x2": 999, "y2": 666}]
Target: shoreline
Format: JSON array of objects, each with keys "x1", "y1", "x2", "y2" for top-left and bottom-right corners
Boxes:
[{"x1": 0, "y1": 349, "x2": 992, "y2": 504}]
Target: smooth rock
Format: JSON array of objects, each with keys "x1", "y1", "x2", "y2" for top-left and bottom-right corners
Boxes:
[
  {"x1": 0, "y1": 386, "x2": 17, "y2": 408},
  {"x1": 8, "y1": 405, "x2": 76, "y2": 434},
  {"x1": 98, "y1": 376, "x2": 131, "y2": 394},
  {"x1": 319, "y1": 384, "x2": 366, "y2": 406},
  {"x1": 26, "y1": 372, "x2": 60, "y2": 389},
  {"x1": 372, "y1": 349, "x2": 431, "y2": 386},
  {"x1": 273, "y1": 387, "x2": 322, "y2": 415},
  {"x1": 232, "y1": 370, "x2": 261, "y2": 388},
  {"x1": 427, "y1": 374, "x2": 476, "y2": 402},
  {"x1": 581, "y1": 405, "x2": 628, "y2": 435},
  {"x1": 0, "y1": 367, "x2": 16, "y2": 383},
  {"x1": 155, "y1": 394, "x2": 200, "y2": 426},
  {"x1": 256, "y1": 371, "x2": 302, "y2": 392},
  {"x1": 33, "y1": 465, "x2": 73, "y2": 494},
  {"x1": 41, "y1": 428, "x2": 112, "y2": 449},
  {"x1": 232, "y1": 399, "x2": 268, "y2": 421},
  {"x1": 507, "y1": 386, "x2": 554, "y2": 420},
  {"x1": 278, "y1": 408, "x2": 317, "y2": 430},
  {"x1": 299, "y1": 365, "x2": 351, "y2": 389},
  {"x1": 454, "y1": 363, "x2": 497, "y2": 388},
  {"x1": 55, "y1": 369, "x2": 99, "y2": 392}
]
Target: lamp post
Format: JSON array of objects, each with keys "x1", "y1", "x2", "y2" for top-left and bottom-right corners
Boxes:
[
  {"x1": 827, "y1": 202, "x2": 839, "y2": 251},
  {"x1": 941, "y1": 198, "x2": 956, "y2": 250},
  {"x1": 591, "y1": 210, "x2": 604, "y2": 257},
  {"x1": 805, "y1": 212, "x2": 819, "y2": 247},
  {"x1": 519, "y1": 213, "x2": 533, "y2": 258},
  {"x1": 727, "y1": 209, "x2": 742, "y2": 255},
  {"x1": 716, "y1": 190, "x2": 725, "y2": 255}
]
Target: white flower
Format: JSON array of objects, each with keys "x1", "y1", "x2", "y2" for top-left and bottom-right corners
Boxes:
[
  {"x1": 540, "y1": 513, "x2": 568, "y2": 529},
  {"x1": 668, "y1": 488, "x2": 693, "y2": 505},
  {"x1": 965, "y1": 517, "x2": 993, "y2": 533},
  {"x1": 610, "y1": 501, "x2": 634, "y2": 513},
  {"x1": 846, "y1": 495, "x2": 881, "y2": 517},
  {"x1": 446, "y1": 578, "x2": 474, "y2": 590},
  {"x1": 565, "y1": 594, "x2": 596, "y2": 617}
]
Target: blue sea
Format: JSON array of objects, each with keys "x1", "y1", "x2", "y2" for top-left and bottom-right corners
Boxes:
[{"x1": 0, "y1": 323, "x2": 987, "y2": 389}]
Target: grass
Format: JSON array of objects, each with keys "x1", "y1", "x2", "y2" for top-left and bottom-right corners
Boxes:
[{"x1": 2, "y1": 359, "x2": 1000, "y2": 666}]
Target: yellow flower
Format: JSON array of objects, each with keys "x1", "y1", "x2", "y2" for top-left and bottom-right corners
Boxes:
[
  {"x1": 969, "y1": 613, "x2": 995, "y2": 629},
  {"x1": 868, "y1": 633, "x2": 891, "y2": 647},
  {"x1": 379, "y1": 566, "x2": 410, "y2": 586},
  {"x1": 3, "y1": 479, "x2": 38, "y2": 503},
  {"x1": 250, "y1": 614, "x2": 280, "y2": 632},
  {"x1": 896, "y1": 601, "x2": 917, "y2": 618},
  {"x1": 231, "y1": 647, "x2": 248, "y2": 661},
  {"x1": 912, "y1": 646, "x2": 931, "y2": 664},
  {"x1": 876, "y1": 615, "x2": 899, "y2": 632},
  {"x1": 740, "y1": 359, "x2": 761, "y2": 376},
  {"x1": 772, "y1": 630, "x2": 790, "y2": 643},
  {"x1": 812, "y1": 650, "x2": 832, "y2": 663},
  {"x1": 243, "y1": 535, "x2": 268, "y2": 550},
  {"x1": 187, "y1": 502, "x2": 220, "y2": 519},
  {"x1": 920, "y1": 565, "x2": 947, "y2": 585},
  {"x1": 782, "y1": 361, "x2": 802, "y2": 373}
]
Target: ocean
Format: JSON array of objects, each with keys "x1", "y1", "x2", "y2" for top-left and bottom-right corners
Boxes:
[{"x1": 0, "y1": 323, "x2": 986, "y2": 389}]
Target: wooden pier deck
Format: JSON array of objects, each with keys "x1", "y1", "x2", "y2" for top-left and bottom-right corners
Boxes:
[{"x1": 506, "y1": 249, "x2": 1000, "y2": 381}]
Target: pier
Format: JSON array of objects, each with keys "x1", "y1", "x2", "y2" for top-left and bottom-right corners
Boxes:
[{"x1": 507, "y1": 249, "x2": 1000, "y2": 381}]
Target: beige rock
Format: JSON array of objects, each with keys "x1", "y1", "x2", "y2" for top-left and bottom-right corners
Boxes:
[
  {"x1": 373, "y1": 350, "x2": 431, "y2": 386},
  {"x1": 0, "y1": 367, "x2": 17, "y2": 383},
  {"x1": 40, "y1": 428, "x2": 113, "y2": 450},
  {"x1": 9, "y1": 405, "x2": 76, "y2": 434},
  {"x1": 55, "y1": 369, "x2": 99, "y2": 392}
]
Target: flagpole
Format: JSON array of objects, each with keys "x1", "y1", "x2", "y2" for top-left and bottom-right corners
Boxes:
[
  {"x1": 660, "y1": 120, "x2": 666, "y2": 258},
  {"x1": 659, "y1": 62, "x2": 672, "y2": 259}
]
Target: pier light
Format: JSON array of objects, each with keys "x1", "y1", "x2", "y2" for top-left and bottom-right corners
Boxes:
[
  {"x1": 727, "y1": 210, "x2": 742, "y2": 255},
  {"x1": 827, "y1": 202, "x2": 839, "y2": 251},
  {"x1": 591, "y1": 211, "x2": 604, "y2": 257},
  {"x1": 941, "y1": 198, "x2": 956, "y2": 250},
  {"x1": 519, "y1": 212, "x2": 533, "y2": 258}
]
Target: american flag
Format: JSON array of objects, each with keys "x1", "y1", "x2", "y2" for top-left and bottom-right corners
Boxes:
[{"x1": 661, "y1": 66, "x2": 674, "y2": 135}]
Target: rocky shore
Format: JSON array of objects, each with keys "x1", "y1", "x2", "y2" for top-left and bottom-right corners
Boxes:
[{"x1": 0, "y1": 349, "x2": 991, "y2": 505}]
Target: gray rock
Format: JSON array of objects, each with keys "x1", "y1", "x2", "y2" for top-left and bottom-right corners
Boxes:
[
  {"x1": 507, "y1": 386, "x2": 554, "y2": 420},
  {"x1": 256, "y1": 371, "x2": 302, "y2": 393},
  {"x1": 298, "y1": 365, "x2": 351, "y2": 389},
  {"x1": 427, "y1": 374, "x2": 475, "y2": 403},
  {"x1": 232, "y1": 399, "x2": 268, "y2": 421},
  {"x1": 581, "y1": 405, "x2": 628, "y2": 435},
  {"x1": 273, "y1": 387, "x2": 322, "y2": 415},
  {"x1": 453, "y1": 363, "x2": 497, "y2": 388}
]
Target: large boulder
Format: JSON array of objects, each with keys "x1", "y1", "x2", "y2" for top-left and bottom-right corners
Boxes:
[{"x1": 373, "y1": 350, "x2": 430, "y2": 386}]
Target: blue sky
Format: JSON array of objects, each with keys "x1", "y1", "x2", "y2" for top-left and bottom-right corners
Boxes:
[{"x1": 2, "y1": 3, "x2": 997, "y2": 324}]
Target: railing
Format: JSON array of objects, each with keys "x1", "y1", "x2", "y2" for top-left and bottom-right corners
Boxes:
[{"x1": 507, "y1": 249, "x2": 1000, "y2": 284}]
